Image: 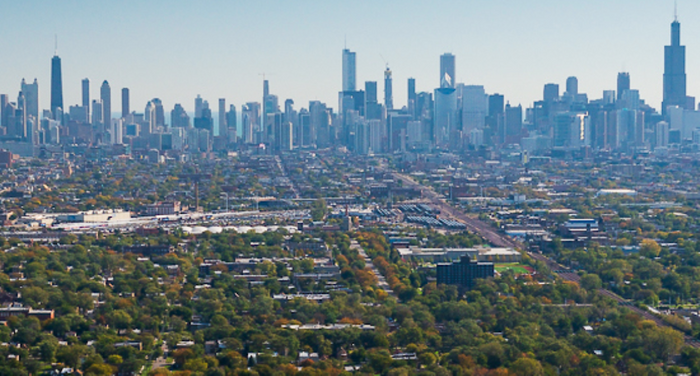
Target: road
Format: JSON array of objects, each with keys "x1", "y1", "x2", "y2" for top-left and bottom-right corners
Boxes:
[
  {"x1": 391, "y1": 170, "x2": 700, "y2": 347},
  {"x1": 150, "y1": 341, "x2": 170, "y2": 370},
  {"x1": 392, "y1": 172, "x2": 519, "y2": 249},
  {"x1": 350, "y1": 239, "x2": 395, "y2": 298}
]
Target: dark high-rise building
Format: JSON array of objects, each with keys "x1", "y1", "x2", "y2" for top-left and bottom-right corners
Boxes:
[
  {"x1": 194, "y1": 107, "x2": 213, "y2": 132},
  {"x1": 121, "y1": 88, "x2": 129, "y2": 118},
  {"x1": 663, "y1": 17, "x2": 687, "y2": 115},
  {"x1": 543, "y1": 83, "x2": 559, "y2": 103},
  {"x1": 384, "y1": 66, "x2": 393, "y2": 110},
  {"x1": 152, "y1": 98, "x2": 165, "y2": 127},
  {"x1": 437, "y1": 257, "x2": 494, "y2": 289},
  {"x1": 617, "y1": 72, "x2": 630, "y2": 100},
  {"x1": 408, "y1": 78, "x2": 416, "y2": 104},
  {"x1": 440, "y1": 53, "x2": 456, "y2": 88},
  {"x1": 565, "y1": 76, "x2": 578, "y2": 96},
  {"x1": 365, "y1": 81, "x2": 381, "y2": 120},
  {"x1": 50, "y1": 55, "x2": 63, "y2": 118},
  {"x1": 365, "y1": 81, "x2": 377, "y2": 103},
  {"x1": 504, "y1": 104, "x2": 523, "y2": 145},
  {"x1": 487, "y1": 94, "x2": 505, "y2": 144},
  {"x1": 0, "y1": 94, "x2": 8, "y2": 129},
  {"x1": 408, "y1": 78, "x2": 416, "y2": 117},
  {"x1": 488, "y1": 94, "x2": 505, "y2": 119},
  {"x1": 171, "y1": 104, "x2": 190, "y2": 128}
]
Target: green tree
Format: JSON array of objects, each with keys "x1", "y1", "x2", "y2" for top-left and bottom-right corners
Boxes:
[
  {"x1": 310, "y1": 199, "x2": 328, "y2": 221},
  {"x1": 510, "y1": 357, "x2": 544, "y2": 376}
]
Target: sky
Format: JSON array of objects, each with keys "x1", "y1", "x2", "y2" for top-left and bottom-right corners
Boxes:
[{"x1": 0, "y1": 0, "x2": 697, "y2": 117}]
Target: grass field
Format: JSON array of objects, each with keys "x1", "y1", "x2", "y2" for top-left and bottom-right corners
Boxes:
[{"x1": 495, "y1": 263, "x2": 534, "y2": 274}]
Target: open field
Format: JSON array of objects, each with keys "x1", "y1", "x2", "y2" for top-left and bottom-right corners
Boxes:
[{"x1": 495, "y1": 263, "x2": 534, "y2": 274}]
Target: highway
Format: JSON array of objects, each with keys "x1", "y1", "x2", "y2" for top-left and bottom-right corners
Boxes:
[
  {"x1": 391, "y1": 170, "x2": 700, "y2": 347},
  {"x1": 392, "y1": 172, "x2": 519, "y2": 248}
]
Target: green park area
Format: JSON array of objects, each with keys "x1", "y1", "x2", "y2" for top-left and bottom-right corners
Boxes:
[{"x1": 495, "y1": 263, "x2": 534, "y2": 275}]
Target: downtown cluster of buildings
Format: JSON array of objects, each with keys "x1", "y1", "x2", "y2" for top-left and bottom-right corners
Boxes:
[{"x1": 0, "y1": 17, "x2": 698, "y2": 159}]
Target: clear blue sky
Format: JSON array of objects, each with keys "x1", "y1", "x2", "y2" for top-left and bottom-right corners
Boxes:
[{"x1": 0, "y1": 0, "x2": 695, "y2": 115}]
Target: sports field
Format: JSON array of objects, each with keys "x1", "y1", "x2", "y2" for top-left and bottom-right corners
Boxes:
[{"x1": 495, "y1": 263, "x2": 534, "y2": 274}]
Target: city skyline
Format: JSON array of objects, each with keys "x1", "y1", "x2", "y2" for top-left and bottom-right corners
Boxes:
[{"x1": 0, "y1": 1, "x2": 698, "y2": 114}]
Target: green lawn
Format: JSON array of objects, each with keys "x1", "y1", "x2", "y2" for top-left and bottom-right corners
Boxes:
[{"x1": 495, "y1": 263, "x2": 534, "y2": 274}]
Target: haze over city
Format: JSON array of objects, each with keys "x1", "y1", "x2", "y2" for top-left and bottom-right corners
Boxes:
[
  {"x1": 5, "y1": 2, "x2": 700, "y2": 375},
  {"x1": 1, "y1": 1, "x2": 699, "y2": 110}
]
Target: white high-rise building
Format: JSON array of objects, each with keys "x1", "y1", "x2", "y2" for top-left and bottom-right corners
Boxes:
[
  {"x1": 145, "y1": 101, "x2": 156, "y2": 134},
  {"x1": 368, "y1": 119, "x2": 383, "y2": 154},
  {"x1": 655, "y1": 121, "x2": 669, "y2": 148},
  {"x1": 112, "y1": 118, "x2": 123, "y2": 145}
]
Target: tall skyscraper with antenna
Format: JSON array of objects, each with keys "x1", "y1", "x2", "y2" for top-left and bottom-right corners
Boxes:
[
  {"x1": 50, "y1": 53, "x2": 63, "y2": 119},
  {"x1": 662, "y1": 9, "x2": 687, "y2": 115}
]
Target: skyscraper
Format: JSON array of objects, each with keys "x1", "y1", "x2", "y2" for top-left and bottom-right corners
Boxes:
[
  {"x1": 342, "y1": 49, "x2": 356, "y2": 92},
  {"x1": 21, "y1": 78, "x2": 39, "y2": 123},
  {"x1": 50, "y1": 55, "x2": 63, "y2": 119},
  {"x1": 219, "y1": 98, "x2": 227, "y2": 138},
  {"x1": 617, "y1": 72, "x2": 630, "y2": 100},
  {"x1": 663, "y1": 16, "x2": 687, "y2": 115},
  {"x1": 0, "y1": 94, "x2": 8, "y2": 129},
  {"x1": 408, "y1": 78, "x2": 416, "y2": 117},
  {"x1": 14, "y1": 91, "x2": 27, "y2": 139},
  {"x1": 461, "y1": 85, "x2": 487, "y2": 134},
  {"x1": 100, "y1": 81, "x2": 111, "y2": 130},
  {"x1": 121, "y1": 88, "x2": 130, "y2": 118},
  {"x1": 543, "y1": 84, "x2": 559, "y2": 103},
  {"x1": 152, "y1": 98, "x2": 165, "y2": 127},
  {"x1": 79, "y1": 79, "x2": 89, "y2": 121},
  {"x1": 195, "y1": 95, "x2": 204, "y2": 118},
  {"x1": 171, "y1": 104, "x2": 190, "y2": 128},
  {"x1": 487, "y1": 94, "x2": 505, "y2": 144},
  {"x1": 226, "y1": 104, "x2": 237, "y2": 144},
  {"x1": 365, "y1": 81, "x2": 381, "y2": 120},
  {"x1": 440, "y1": 53, "x2": 456, "y2": 89},
  {"x1": 565, "y1": 76, "x2": 578, "y2": 96},
  {"x1": 384, "y1": 66, "x2": 393, "y2": 111},
  {"x1": 504, "y1": 104, "x2": 523, "y2": 145},
  {"x1": 145, "y1": 101, "x2": 156, "y2": 134}
]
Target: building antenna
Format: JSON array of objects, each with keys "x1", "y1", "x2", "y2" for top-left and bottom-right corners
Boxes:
[
  {"x1": 674, "y1": 0, "x2": 678, "y2": 21},
  {"x1": 54, "y1": 34, "x2": 57, "y2": 55},
  {"x1": 344, "y1": 35, "x2": 347, "y2": 49}
]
